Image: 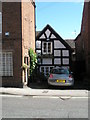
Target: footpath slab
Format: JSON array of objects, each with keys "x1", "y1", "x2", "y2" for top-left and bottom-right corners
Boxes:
[{"x1": 0, "y1": 87, "x2": 88, "y2": 98}]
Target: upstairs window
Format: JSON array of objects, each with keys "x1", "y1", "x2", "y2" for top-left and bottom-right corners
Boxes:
[
  {"x1": 48, "y1": 43, "x2": 51, "y2": 53},
  {"x1": 42, "y1": 42, "x2": 52, "y2": 54},
  {"x1": 43, "y1": 42, "x2": 47, "y2": 53}
]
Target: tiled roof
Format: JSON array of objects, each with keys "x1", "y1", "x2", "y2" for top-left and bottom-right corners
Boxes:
[{"x1": 65, "y1": 39, "x2": 75, "y2": 49}]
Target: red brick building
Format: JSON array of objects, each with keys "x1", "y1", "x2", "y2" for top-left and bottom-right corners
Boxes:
[
  {"x1": 0, "y1": 1, "x2": 35, "y2": 87},
  {"x1": 75, "y1": 2, "x2": 90, "y2": 80}
]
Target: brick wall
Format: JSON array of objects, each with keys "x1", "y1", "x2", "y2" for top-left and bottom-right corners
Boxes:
[
  {"x1": 21, "y1": 2, "x2": 35, "y2": 64},
  {"x1": 75, "y1": 34, "x2": 84, "y2": 61},
  {"x1": 88, "y1": 2, "x2": 90, "y2": 75},
  {"x1": 2, "y1": 2, "x2": 22, "y2": 39},
  {"x1": 2, "y1": 2, "x2": 22, "y2": 87},
  {"x1": 81, "y1": 2, "x2": 90, "y2": 75},
  {"x1": 2, "y1": 2, "x2": 35, "y2": 87},
  {"x1": 21, "y1": 2, "x2": 35, "y2": 85},
  {"x1": 75, "y1": 2, "x2": 90, "y2": 77}
]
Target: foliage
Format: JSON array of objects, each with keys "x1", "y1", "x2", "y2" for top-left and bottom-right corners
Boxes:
[{"x1": 29, "y1": 48, "x2": 37, "y2": 75}]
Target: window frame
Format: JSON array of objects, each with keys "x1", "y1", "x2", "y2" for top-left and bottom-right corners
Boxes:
[
  {"x1": 0, "y1": 52, "x2": 13, "y2": 76},
  {"x1": 40, "y1": 66, "x2": 54, "y2": 76},
  {"x1": 42, "y1": 42, "x2": 52, "y2": 55}
]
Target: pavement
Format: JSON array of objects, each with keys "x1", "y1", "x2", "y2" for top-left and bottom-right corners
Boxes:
[{"x1": 0, "y1": 85, "x2": 88, "y2": 98}]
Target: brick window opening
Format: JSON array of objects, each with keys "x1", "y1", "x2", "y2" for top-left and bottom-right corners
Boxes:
[
  {"x1": 0, "y1": 52, "x2": 13, "y2": 76},
  {"x1": 24, "y1": 57, "x2": 29, "y2": 65}
]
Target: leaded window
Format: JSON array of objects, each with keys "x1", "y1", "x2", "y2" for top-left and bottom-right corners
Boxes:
[
  {"x1": 0, "y1": 52, "x2": 13, "y2": 76},
  {"x1": 42, "y1": 42, "x2": 52, "y2": 54}
]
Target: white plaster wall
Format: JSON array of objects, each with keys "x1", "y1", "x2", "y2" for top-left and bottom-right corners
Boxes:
[
  {"x1": 54, "y1": 58, "x2": 61, "y2": 65},
  {"x1": 42, "y1": 58, "x2": 52, "y2": 64},
  {"x1": 54, "y1": 50, "x2": 61, "y2": 56},
  {"x1": 45, "y1": 29, "x2": 51, "y2": 38},
  {"x1": 40, "y1": 34, "x2": 45, "y2": 39},
  {"x1": 62, "y1": 50, "x2": 69, "y2": 56},
  {"x1": 36, "y1": 41, "x2": 41, "y2": 48},
  {"x1": 54, "y1": 40, "x2": 66, "y2": 48},
  {"x1": 62, "y1": 58, "x2": 69, "y2": 65},
  {"x1": 50, "y1": 34, "x2": 56, "y2": 39}
]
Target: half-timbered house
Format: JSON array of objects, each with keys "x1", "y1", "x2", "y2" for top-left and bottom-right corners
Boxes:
[{"x1": 36, "y1": 24, "x2": 73, "y2": 77}]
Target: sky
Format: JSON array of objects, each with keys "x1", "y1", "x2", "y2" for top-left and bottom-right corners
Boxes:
[{"x1": 36, "y1": 2, "x2": 84, "y2": 39}]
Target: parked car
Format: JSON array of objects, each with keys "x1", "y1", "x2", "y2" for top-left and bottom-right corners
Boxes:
[{"x1": 48, "y1": 67, "x2": 74, "y2": 86}]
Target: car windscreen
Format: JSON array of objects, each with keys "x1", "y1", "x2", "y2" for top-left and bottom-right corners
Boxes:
[{"x1": 51, "y1": 68, "x2": 69, "y2": 74}]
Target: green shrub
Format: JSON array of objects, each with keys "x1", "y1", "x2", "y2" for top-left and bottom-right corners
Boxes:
[{"x1": 29, "y1": 48, "x2": 37, "y2": 75}]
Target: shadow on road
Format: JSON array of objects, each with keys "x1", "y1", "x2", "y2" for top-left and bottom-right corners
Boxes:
[{"x1": 28, "y1": 80, "x2": 88, "y2": 90}]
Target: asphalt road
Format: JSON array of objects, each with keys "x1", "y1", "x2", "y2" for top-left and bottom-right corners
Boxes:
[{"x1": 0, "y1": 95, "x2": 88, "y2": 118}]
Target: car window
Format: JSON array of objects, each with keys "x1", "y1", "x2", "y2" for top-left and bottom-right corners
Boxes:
[{"x1": 51, "y1": 68, "x2": 69, "y2": 74}]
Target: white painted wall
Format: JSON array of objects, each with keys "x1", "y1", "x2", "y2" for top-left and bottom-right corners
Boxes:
[
  {"x1": 62, "y1": 58, "x2": 69, "y2": 65},
  {"x1": 40, "y1": 34, "x2": 45, "y2": 39},
  {"x1": 36, "y1": 41, "x2": 41, "y2": 48},
  {"x1": 42, "y1": 58, "x2": 52, "y2": 65},
  {"x1": 54, "y1": 58, "x2": 61, "y2": 65},
  {"x1": 50, "y1": 34, "x2": 56, "y2": 39},
  {"x1": 62, "y1": 50, "x2": 69, "y2": 56},
  {"x1": 54, "y1": 50, "x2": 61, "y2": 56},
  {"x1": 45, "y1": 29, "x2": 51, "y2": 38},
  {"x1": 54, "y1": 40, "x2": 66, "y2": 48}
]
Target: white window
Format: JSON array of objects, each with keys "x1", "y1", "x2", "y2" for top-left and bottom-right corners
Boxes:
[
  {"x1": 41, "y1": 67, "x2": 44, "y2": 73},
  {"x1": 40, "y1": 66, "x2": 54, "y2": 76},
  {"x1": 45, "y1": 67, "x2": 49, "y2": 76},
  {"x1": 42, "y1": 42, "x2": 52, "y2": 54},
  {"x1": 0, "y1": 52, "x2": 13, "y2": 76}
]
